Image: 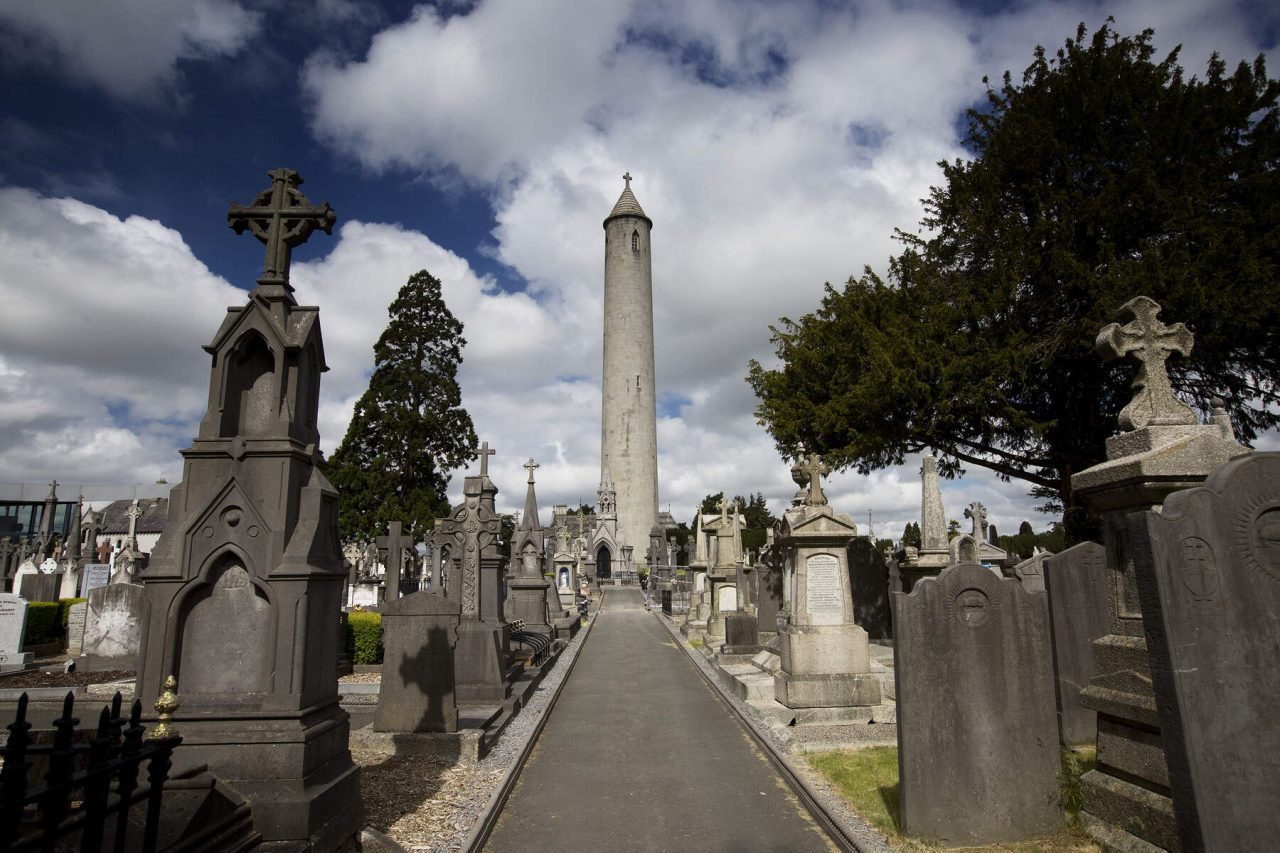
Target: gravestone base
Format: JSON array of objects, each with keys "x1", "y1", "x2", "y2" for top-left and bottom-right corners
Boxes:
[
  {"x1": 775, "y1": 671, "x2": 881, "y2": 708},
  {"x1": 1079, "y1": 771, "x2": 1176, "y2": 853},
  {"x1": 167, "y1": 702, "x2": 360, "y2": 851},
  {"x1": 0, "y1": 652, "x2": 32, "y2": 673},
  {"x1": 454, "y1": 620, "x2": 513, "y2": 704}
]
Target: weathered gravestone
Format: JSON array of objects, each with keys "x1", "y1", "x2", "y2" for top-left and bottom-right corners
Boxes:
[
  {"x1": 79, "y1": 562, "x2": 111, "y2": 597},
  {"x1": 133, "y1": 169, "x2": 360, "y2": 849},
  {"x1": 1012, "y1": 550, "x2": 1048, "y2": 594},
  {"x1": 893, "y1": 562, "x2": 1061, "y2": 845},
  {"x1": 375, "y1": 589, "x2": 461, "y2": 733},
  {"x1": 722, "y1": 612, "x2": 759, "y2": 655},
  {"x1": 19, "y1": 572, "x2": 60, "y2": 603},
  {"x1": 80, "y1": 582, "x2": 147, "y2": 670},
  {"x1": 507, "y1": 459, "x2": 553, "y2": 637},
  {"x1": 1129, "y1": 451, "x2": 1280, "y2": 851},
  {"x1": 64, "y1": 600, "x2": 87, "y2": 656},
  {"x1": 755, "y1": 557, "x2": 783, "y2": 639},
  {"x1": 848, "y1": 536, "x2": 892, "y2": 641},
  {"x1": 0, "y1": 592, "x2": 32, "y2": 671},
  {"x1": 1042, "y1": 542, "x2": 1108, "y2": 746}
]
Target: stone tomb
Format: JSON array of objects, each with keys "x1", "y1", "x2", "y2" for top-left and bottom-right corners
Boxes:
[
  {"x1": 80, "y1": 582, "x2": 147, "y2": 670},
  {"x1": 1129, "y1": 452, "x2": 1280, "y2": 850},
  {"x1": 1042, "y1": 542, "x2": 1108, "y2": 746},
  {"x1": 375, "y1": 589, "x2": 460, "y2": 733},
  {"x1": 892, "y1": 562, "x2": 1061, "y2": 845},
  {"x1": 0, "y1": 592, "x2": 32, "y2": 672}
]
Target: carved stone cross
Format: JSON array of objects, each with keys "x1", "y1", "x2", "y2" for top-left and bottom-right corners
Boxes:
[
  {"x1": 964, "y1": 501, "x2": 987, "y2": 542},
  {"x1": 623, "y1": 171, "x2": 633, "y2": 188},
  {"x1": 797, "y1": 452, "x2": 830, "y2": 507},
  {"x1": 125, "y1": 499, "x2": 144, "y2": 551},
  {"x1": 717, "y1": 496, "x2": 730, "y2": 522},
  {"x1": 478, "y1": 441, "x2": 496, "y2": 477},
  {"x1": 1096, "y1": 296, "x2": 1196, "y2": 430},
  {"x1": 228, "y1": 168, "x2": 335, "y2": 286},
  {"x1": 523, "y1": 457, "x2": 539, "y2": 482}
]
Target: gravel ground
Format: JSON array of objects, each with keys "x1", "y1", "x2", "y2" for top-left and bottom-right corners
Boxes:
[
  {"x1": 349, "y1": 611, "x2": 596, "y2": 852},
  {"x1": 340, "y1": 672, "x2": 382, "y2": 684},
  {"x1": 656, "y1": 612, "x2": 893, "y2": 853},
  {"x1": 0, "y1": 669, "x2": 134, "y2": 688}
]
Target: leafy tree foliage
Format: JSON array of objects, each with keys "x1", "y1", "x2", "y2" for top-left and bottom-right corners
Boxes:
[
  {"x1": 329, "y1": 270, "x2": 477, "y2": 542},
  {"x1": 901, "y1": 522, "x2": 922, "y2": 549},
  {"x1": 748, "y1": 22, "x2": 1280, "y2": 541},
  {"x1": 693, "y1": 491, "x2": 777, "y2": 551}
]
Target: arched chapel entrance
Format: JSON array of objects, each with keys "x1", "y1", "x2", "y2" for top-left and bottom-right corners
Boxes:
[{"x1": 596, "y1": 545, "x2": 612, "y2": 579}]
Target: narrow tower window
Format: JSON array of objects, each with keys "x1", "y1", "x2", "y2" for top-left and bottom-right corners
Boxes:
[{"x1": 631, "y1": 230, "x2": 639, "y2": 251}]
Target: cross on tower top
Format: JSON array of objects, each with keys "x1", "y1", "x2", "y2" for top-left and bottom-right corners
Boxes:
[
  {"x1": 478, "y1": 441, "x2": 496, "y2": 477},
  {"x1": 228, "y1": 168, "x2": 335, "y2": 292},
  {"x1": 623, "y1": 171, "x2": 632, "y2": 188},
  {"x1": 1096, "y1": 296, "x2": 1196, "y2": 430},
  {"x1": 523, "y1": 458, "x2": 540, "y2": 483},
  {"x1": 797, "y1": 451, "x2": 830, "y2": 507}
]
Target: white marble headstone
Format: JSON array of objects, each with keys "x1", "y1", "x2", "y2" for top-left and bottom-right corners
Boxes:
[
  {"x1": 0, "y1": 593, "x2": 31, "y2": 670},
  {"x1": 80, "y1": 563, "x2": 111, "y2": 597}
]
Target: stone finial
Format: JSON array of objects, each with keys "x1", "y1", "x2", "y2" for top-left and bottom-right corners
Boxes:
[
  {"x1": 1096, "y1": 296, "x2": 1196, "y2": 430},
  {"x1": 145, "y1": 675, "x2": 181, "y2": 741},
  {"x1": 796, "y1": 451, "x2": 830, "y2": 507},
  {"x1": 228, "y1": 168, "x2": 335, "y2": 288}
]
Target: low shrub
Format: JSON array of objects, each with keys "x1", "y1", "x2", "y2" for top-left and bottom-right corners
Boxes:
[
  {"x1": 24, "y1": 602, "x2": 63, "y2": 645},
  {"x1": 59, "y1": 598, "x2": 85, "y2": 627},
  {"x1": 346, "y1": 611, "x2": 383, "y2": 665}
]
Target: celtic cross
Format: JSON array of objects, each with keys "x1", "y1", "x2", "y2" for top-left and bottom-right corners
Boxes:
[
  {"x1": 797, "y1": 452, "x2": 830, "y2": 507},
  {"x1": 1096, "y1": 296, "x2": 1196, "y2": 430},
  {"x1": 523, "y1": 458, "x2": 539, "y2": 483},
  {"x1": 228, "y1": 168, "x2": 335, "y2": 288}
]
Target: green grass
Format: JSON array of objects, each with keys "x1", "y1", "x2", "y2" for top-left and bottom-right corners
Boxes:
[
  {"x1": 807, "y1": 746, "x2": 1099, "y2": 852},
  {"x1": 689, "y1": 637, "x2": 703, "y2": 649}
]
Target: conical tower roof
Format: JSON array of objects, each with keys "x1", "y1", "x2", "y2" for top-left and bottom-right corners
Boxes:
[{"x1": 603, "y1": 173, "x2": 653, "y2": 228}]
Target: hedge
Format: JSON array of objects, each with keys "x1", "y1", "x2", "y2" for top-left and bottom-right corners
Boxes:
[
  {"x1": 345, "y1": 611, "x2": 383, "y2": 665},
  {"x1": 59, "y1": 598, "x2": 85, "y2": 627},
  {"x1": 24, "y1": 602, "x2": 62, "y2": 645}
]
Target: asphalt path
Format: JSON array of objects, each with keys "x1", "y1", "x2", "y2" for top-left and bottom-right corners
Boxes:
[{"x1": 484, "y1": 587, "x2": 835, "y2": 853}]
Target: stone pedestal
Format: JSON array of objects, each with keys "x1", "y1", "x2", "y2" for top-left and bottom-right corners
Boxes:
[
  {"x1": 507, "y1": 575, "x2": 553, "y2": 637},
  {"x1": 774, "y1": 502, "x2": 880, "y2": 710}
]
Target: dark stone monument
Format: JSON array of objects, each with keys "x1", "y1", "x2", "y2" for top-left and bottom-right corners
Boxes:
[
  {"x1": 375, "y1": 588, "x2": 461, "y2": 732},
  {"x1": 893, "y1": 562, "x2": 1061, "y2": 845},
  {"x1": 721, "y1": 612, "x2": 760, "y2": 655},
  {"x1": 1042, "y1": 542, "x2": 1108, "y2": 746},
  {"x1": 134, "y1": 169, "x2": 360, "y2": 850},
  {"x1": 507, "y1": 458, "x2": 553, "y2": 637},
  {"x1": 375, "y1": 520, "x2": 410, "y2": 605},
  {"x1": 434, "y1": 442, "x2": 515, "y2": 703},
  {"x1": 1128, "y1": 452, "x2": 1280, "y2": 850},
  {"x1": 848, "y1": 536, "x2": 892, "y2": 641},
  {"x1": 755, "y1": 551, "x2": 784, "y2": 639},
  {"x1": 18, "y1": 572, "x2": 59, "y2": 603},
  {"x1": 1072, "y1": 298, "x2": 1249, "y2": 852}
]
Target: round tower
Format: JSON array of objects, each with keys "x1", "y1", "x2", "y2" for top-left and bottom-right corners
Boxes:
[{"x1": 601, "y1": 173, "x2": 659, "y2": 562}]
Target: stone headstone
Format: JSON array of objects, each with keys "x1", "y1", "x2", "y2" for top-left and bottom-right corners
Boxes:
[
  {"x1": 0, "y1": 593, "x2": 32, "y2": 671},
  {"x1": 65, "y1": 600, "x2": 87, "y2": 656},
  {"x1": 19, "y1": 572, "x2": 59, "y2": 603},
  {"x1": 81, "y1": 583, "x2": 147, "y2": 668},
  {"x1": 892, "y1": 562, "x2": 1061, "y2": 845},
  {"x1": 79, "y1": 563, "x2": 111, "y2": 597},
  {"x1": 848, "y1": 537, "x2": 892, "y2": 640},
  {"x1": 1042, "y1": 542, "x2": 1108, "y2": 746},
  {"x1": 1129, "y1": 452, "x2": 1280, "y2": 850},
  {"x1": 721, "y1": 612, "x2": 759, "y2": 655},
  {"x1": 1013, "y1": 550, "x2": 1048, "y2": 594},
  {"x1": 755, "y1": 560, "x2": 783, "y2": 637},
  {"x1": 375, "y1": 590, "x2": 460, "y2": 733}
]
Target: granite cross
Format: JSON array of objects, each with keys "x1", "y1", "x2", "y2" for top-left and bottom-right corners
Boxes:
[
  {"x1": 376, "y1": 521, "x2": 410, "y2": 602},
  {"x1": 524, "y1": 457, "x2": 540, "y2": 483},
  {"x1": 125, "y1": 499, "x2": 144, "y2": 551},
  {"x1": 228, "y1": 168, "x2": 335, "y2": 286},
  {"x1": 623, "y1": 171, "x2": 632, "y2": 188},
  {"x1": 797, "y1": 452, "x2": 830, "y2": 507},
  {"x1": 478, "y1": 441, "x2": 496, "y2": 477},
  {"x1": 1096, "y1": 296, "x2": 1197, "y2": 430}
]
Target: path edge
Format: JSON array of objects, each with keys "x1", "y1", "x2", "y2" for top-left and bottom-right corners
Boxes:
[
  {"x1": 654, "y1": 609, "x2": 890, "y2": 853},
  {"x1": 461, "y1": 589, "x2": 605, "y2": 853}
]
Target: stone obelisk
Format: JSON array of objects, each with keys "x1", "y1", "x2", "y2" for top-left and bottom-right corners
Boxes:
[{"x1": 601, "y1": 173, "x2": 659, "y2": 561}]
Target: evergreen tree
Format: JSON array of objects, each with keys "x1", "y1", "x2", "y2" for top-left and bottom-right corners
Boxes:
[
  {"x1": 329, "y1": 270, "x2": 477, "y2": 542},
  {"x1": 901, "y1": 521, "x2": 922, "y2": 549},
  {"x1": 733, "y1": 492, "x2": 778, "y2": 551},
  {"x1": 749, "y1": 22, "x2": 1280, "y2": 542}
]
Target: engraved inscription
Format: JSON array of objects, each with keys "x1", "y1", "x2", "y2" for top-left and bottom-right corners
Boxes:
[{"x1": 805, "y1": 553, "x2": 843, "y2": 623}]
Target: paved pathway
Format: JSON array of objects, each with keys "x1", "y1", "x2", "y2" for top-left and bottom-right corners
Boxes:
[{"x1": 484, "y1": 587, "x2": 835, "y2": 853}]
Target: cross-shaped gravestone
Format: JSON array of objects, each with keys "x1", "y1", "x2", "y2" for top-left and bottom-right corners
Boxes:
[
  {"x1": 228, "y1": 168, "x2": 335, "y2": 287},
  {"x1": 797, "y1": 452, "x2": 830, "y2": 507},
  {"x1": 376, "y1": 521, "x2": 411, "y2": 602},
  {"x1": 964, "y1": 501, "x2": 987, "y2": 541},
  {"x1": 125, "y1": 499, "x2": 144, "y2": 551},
  {"x1": 1096, "y1": 296, "x2": 1197, "y2": 430},
  {"x1": 523, "y1": 457, "x2": 539, "y2": 482},
  {"x1": 478, "y1": 441, "x2": 496, "y2": 477},
  {"x1": 717, "y1": 496, "x2": 730, "y2": 522}
]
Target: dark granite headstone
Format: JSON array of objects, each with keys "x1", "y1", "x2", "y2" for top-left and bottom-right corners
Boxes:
[
  {"x1": 1042, "y1": 542, "x2": 1108, "y2": 746},
  {"x1": 375, "y1": 589, "x2": 460, "y2": 733},
  {"x1": 19, "y1": 573, "x2": 60, "y2": 603},
  {"x1": 892, "y1": 562, "x2": 1061, "y2": 845},
  {"x1": 1129, "y1": 452, "x2": 1280, "y2": 850},
  {"x1": 848, "y1": 537, "x2": 892, "y2": 640},
  {"x1": 721, "y1": 612, "x2": 760, "y2": 655},
  {"x1": 755, "y1": 562, "x2": 783, "y2": 636}
]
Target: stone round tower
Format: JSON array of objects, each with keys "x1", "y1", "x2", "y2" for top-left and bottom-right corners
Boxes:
[{"x1": 601, "y1": 173, "x2": 659, "y2": 562}]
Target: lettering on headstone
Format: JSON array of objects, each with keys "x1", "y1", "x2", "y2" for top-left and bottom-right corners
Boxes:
[
  {"x1": 80, "y1": 563, "x2": 111, "y2": 596},
  {"x1": 806, "y1": 552, "x2": 843, "y2": 623}
]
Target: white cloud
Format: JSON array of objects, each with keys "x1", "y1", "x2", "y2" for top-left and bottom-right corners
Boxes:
[{"x1": 0, "y1": 0, "x2": 260, "y2": 100}]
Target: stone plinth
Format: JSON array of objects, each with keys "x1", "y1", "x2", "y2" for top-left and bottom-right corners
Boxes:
[{"x1": 774, "y1": 503, "x2": 880, "y2": 710}]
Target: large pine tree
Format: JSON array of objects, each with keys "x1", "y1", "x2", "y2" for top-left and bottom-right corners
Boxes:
[{"x1": 328, "y1": 270, "x2": 477, "y2": 542}]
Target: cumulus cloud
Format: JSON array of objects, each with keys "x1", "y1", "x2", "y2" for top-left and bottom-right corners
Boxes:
[{"x1": 0, "y1": 0, "x2": 260, "y2": 100}]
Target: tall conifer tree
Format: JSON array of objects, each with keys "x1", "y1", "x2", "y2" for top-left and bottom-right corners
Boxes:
[{"x1": 329, "y1": 270, "x2": 477, "y2": 541}]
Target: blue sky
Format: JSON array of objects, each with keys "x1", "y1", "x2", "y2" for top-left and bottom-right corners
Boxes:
[{"x1": 1, "y1": 0, "x2": 1275, "y2": 539}]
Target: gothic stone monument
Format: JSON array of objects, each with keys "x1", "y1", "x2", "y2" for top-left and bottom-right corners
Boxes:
[
  {"x1": 893, "y1": 562, "x2": 1061, "y2": 845},
  {"x1": 1072, "y1": 296, "x2": 1248, "y2": 852},
  {"x1": 134, "y1": 169, "x2": 360, "y2": 849},
  {"x1": 1129, "y1": 452, "x2": 1280, "y2": 850},
  {"x1": 507, "y1": 459, "x2": 553, "y2": 637},
  {"x1": 774, "y1": 453, "x2": 880, "y2": 709}
]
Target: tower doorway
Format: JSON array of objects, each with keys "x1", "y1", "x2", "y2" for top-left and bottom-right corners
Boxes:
[{"x1": 596, "y1": 545, "x2": 612, "y2": 579}]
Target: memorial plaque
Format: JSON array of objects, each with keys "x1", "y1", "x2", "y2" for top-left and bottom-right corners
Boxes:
[
  {"x1": 80, "y1": 563, "x2": 111, "y2": 597},
  {"x1": 806, "y1": 552, "x2": 843, "y2": 624},
  {"x1": 1130, "y1": 452, "x2": 1280, "y2": 850}
]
